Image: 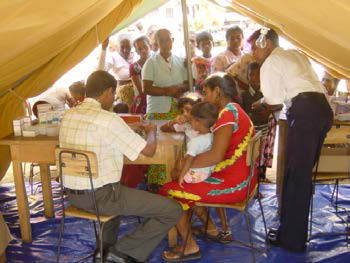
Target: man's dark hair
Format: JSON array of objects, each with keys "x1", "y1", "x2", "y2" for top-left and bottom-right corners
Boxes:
[
  {"x1": 200, "y1": 73, "x2": 239, "y2": 103},
  {"x1": 196, "y1": 31, "x2": 213, "y2": 48},
  {"x1": 225, "y1": 26, "x2": 243, "y2": 41},
  {"x1": 133, "y1": 36, "x2": 150, "y2": 47},
  {"x1": 191, "y1": 102, "x2": 218, "y2": 128},
  {"x1": 113, "y1": 102, "x2": 129, "y2": 114},
  {"x1": 86, "y1": 71, "x2": 117, "y2": 98},
  {"x1": 248, "y1": 28, "x2": 279, "y2": 47}
]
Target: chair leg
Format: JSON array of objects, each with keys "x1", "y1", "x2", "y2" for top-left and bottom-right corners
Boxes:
[
  {"x1": 244, "y1": 212, "x2": 255, "y2": 263},
  {"x1": 29, "y1": 163, "x2": 35, "y2": 195},
  {"x1": 56, "y1": 215, "x2": 65, "y2": 263},
  {"x1": 93, "y1": 220, "x2": 98, "y2": 243},
  {"x1": 257, "y1": 194, "x2": 268, "y2": 247},
  {"x1": 203, "y1": 207, "x2": 211, "y2": 239}
]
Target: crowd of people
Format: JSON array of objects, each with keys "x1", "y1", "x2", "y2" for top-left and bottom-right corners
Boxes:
[{"x1": 34, "y1": 24, "x2": 336, "y2": 262}]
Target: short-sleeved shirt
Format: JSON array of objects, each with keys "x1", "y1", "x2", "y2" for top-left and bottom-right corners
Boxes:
[
  {"x1": 97, "y1": 50, "x2": 134, "y2": 81},
  {"x1": 186, "y1": 133, "x2": 214, "y2": 175},
  {"x1": 261, "y1": 47, "x2": 324, "y2": 107},
  {"x1": 59, "y1": 98, "x2": 146, "y2": 190},
  {"x1": 211, "y1": 49, "x2": 242, "y2": 73},
  {"x1": 142, "y1": 53, "x2": 187, "y2": 113}
]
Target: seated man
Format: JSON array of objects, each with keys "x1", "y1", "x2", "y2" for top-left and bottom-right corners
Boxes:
[{"x1": 59, "y1": 70, "x2": 182, "y2": 263}]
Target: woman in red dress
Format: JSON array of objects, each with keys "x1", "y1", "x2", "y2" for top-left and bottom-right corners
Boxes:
[{"x1": 161, "y1": 73, "x2": 257, "y2": 262}]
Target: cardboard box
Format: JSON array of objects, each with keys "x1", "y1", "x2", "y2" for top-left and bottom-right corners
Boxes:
[{"x1": 119, "y1": 114, "x2": 142, "y2": 124}]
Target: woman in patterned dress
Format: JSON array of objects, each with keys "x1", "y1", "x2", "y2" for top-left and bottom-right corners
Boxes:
[{"x1": 161, "y1": 73, "x2": 257, "y2": 262}]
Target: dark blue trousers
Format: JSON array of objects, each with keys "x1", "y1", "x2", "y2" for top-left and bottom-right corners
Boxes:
[{"x1": 278, "y1": 93, "x2": 333, "y2": 250}]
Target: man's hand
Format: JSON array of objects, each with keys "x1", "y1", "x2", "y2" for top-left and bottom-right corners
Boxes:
[
  {"x1": 142, "y1": 122, "x2": 157, "y2": 134},
  {"x1": 102, "y1": 37, "x2": 109, "y2": 51},
  {"x1": 129, "y1": 122, "x2": 144, "y2": 133},
  {"x1": 251, "y1": 101, "x2": 265, "y2": 111}
]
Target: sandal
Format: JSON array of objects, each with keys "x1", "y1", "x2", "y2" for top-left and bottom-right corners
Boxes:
[
  {"x1": 162, "y1": 249, "x2": 201, "y2": 262},
  {"x1": 192, "y1": 226, "x2": 232, "y2": 244}
]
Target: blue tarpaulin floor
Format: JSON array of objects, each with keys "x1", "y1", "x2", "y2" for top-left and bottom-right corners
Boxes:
[{"x1": 1, "y1": 182, "x2": 350, "y2": 263}]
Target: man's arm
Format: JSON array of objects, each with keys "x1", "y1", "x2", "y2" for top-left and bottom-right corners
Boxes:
[
  {"x1": 142, "y1": 80, "x2": 188, "y2": 98},
  {"x1": 96, "y1": 38, "x2": 110, "y2": 71},
  {"x1": 140, "y1": 123, "x2": 157, "y2": 157}
]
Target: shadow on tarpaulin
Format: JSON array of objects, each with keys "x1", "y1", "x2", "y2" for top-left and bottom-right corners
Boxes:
[{"x1": 1, "y1": 182, "x2": 350, "y2": 263}]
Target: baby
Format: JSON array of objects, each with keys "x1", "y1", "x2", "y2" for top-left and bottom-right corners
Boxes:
[{"x1": 177, "y1": 101, "x2": 218, "y2": 187}]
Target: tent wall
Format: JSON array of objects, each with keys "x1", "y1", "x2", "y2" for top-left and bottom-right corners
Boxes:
[
  {"x1": 0, "y1": 0, "x2": 142, "y2": 179},
  {"x1": 230, "y1": 0, "x2": 350, "y2": 79}
]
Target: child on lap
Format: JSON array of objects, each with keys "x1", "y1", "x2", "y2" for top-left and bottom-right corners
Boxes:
[{"x1": 177, "y1": 102, "x2": 218, "y2": 187}]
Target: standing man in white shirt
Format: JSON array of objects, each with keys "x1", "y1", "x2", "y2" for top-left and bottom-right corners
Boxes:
[
  {"x1": 59, "y1": 70, "x2": 182, "y2": 263},
  {"x1": 249, "y1": 28, "x2": 333, "y2": 252}
]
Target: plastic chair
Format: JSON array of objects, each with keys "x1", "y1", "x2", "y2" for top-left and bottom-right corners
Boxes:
[
  {"x1": 55, "y1": 148, "x2": 118, "y2": 263},
  {"x1": 182, "y1": 131, "x2": 268, "y2": 262}
]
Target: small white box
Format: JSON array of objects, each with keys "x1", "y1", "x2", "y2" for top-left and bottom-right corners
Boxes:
[
  {"x1": 13, "y1": 119, "x2": 23, "y2": 136},
  {"x1": 37, "y1": 104, "x2": 52, "y2": 113},
  {"x1": 22, "y1": 129, "x2": 39, "y2": 137},
  {"x1": 22, "y1": 116, "x2": 32, "y2": 129},
  {"x1": 38, "y1": 112, "x2": 48, "y2": 124}
]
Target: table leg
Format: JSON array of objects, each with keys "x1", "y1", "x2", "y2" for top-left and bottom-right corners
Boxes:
[
  {"x1": 39, "y1": 164, "x2": 54, "y2": 218},
  {"x1": 12, "y1": 161, "x2": 32, "y2": 243},
  {"x1": 0, "y1": 252, "x2": 6, "y2": 263},
  {"x1": 168, "y1": 226, "x2": 178, "y2": 248}
]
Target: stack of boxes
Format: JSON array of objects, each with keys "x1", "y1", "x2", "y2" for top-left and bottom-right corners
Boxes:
[{"x1": 12, "y1": 104, "x2": 65, "y2": 137}]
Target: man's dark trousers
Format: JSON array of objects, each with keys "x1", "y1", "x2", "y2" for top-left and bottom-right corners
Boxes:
[{"x1": 278, "y1": 92, "x2": 333, "y2": 251}]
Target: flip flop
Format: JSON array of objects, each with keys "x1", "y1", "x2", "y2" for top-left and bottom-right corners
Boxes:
[
  {"x1": 192, "y1": 226, "x2": 232, "y2": 244},
  {"x1": 162, "y1": 250, "x2": 202, "y2": 262}
]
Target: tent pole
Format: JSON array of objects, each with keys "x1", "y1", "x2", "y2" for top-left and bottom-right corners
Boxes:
[{"x1": 180, "y1": 0, "x2": 193, "y2": 92}]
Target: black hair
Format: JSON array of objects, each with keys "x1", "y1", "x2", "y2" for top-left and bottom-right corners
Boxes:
[
  {"x1": 248, "y1": 28, "x2": 279, "y2": 47},
  {"x1": 191, "y1": 102, "x2": 218, "y2": 128},
  {"x1": 200, "y1": 73, "x2": 239, "y2": 103},
  {"x1": 133, "y1": 36, "x2": 150, "y2": 47},
  {"x1": 177, "y1": 96, "x2": 199, "y2": 110},
  {"x1": 225, "y1": 26, "x2": 243, "y2": 41},
  {"x1": 86, "y1": 71, "x2": 117, "y2": 98},
  {"x1": 113, "y1": 102, "x2": 129, "y2": 114},
  {"x1": 69, "y1": 81, "x2": 86, "y2": 96},
  {"x1": 247, "y1": 62, "x2": 260, "y2": 74},
  {"x1": 154, "y1": 28, "x2": 171, "y2": 42},
  {"x1": 195, "y1": 31, "x2": 213, "y2": 48}
]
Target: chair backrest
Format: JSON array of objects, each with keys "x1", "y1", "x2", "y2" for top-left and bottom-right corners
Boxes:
[
  {"x1": 254, "y1": 124, "x2": 269, "y2": 140},
  {"x1": 244, "y1": 131, "x2": 262, "y2": 203},
  {"x1": 55, "y1": 148, "x2": 98, "y2": 179},
  {"x1": 246, "y1": 131, "x2": 262, "y2": 167}
]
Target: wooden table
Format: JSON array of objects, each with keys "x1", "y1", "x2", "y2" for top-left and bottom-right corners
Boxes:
[
  {"x1": 0, "y1": 121, "x2": 184, "y2": 243},
  {"x1": 276, "y1": 119, "x2": 350, "y2": 213}
]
